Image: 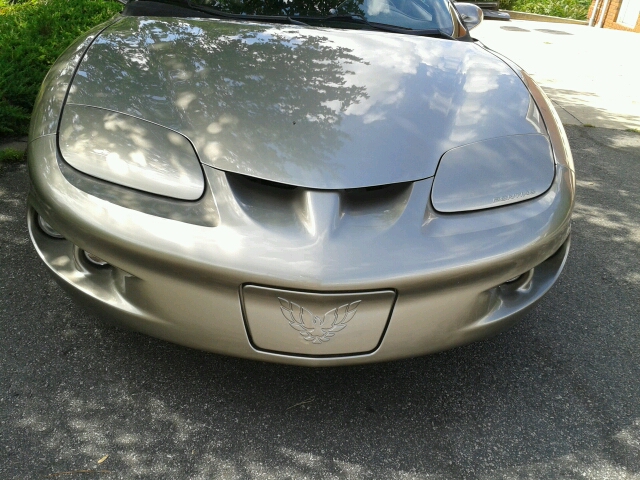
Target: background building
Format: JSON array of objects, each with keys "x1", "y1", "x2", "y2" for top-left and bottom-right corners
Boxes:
[{"x1": 589, "y1": 0, "x2": 640, "y2": 31}]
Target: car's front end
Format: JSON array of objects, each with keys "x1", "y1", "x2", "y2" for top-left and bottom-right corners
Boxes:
[{"x1": 27, "y1": 0, "x2": 574, "y2": 365}]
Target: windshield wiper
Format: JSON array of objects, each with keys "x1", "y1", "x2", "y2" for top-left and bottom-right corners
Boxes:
[
  {"x1": 317, "y1": 14, "x2": 455, "y2": 39},
  {"x1": 185, "y1": 2, "x2": 309, "y2": 25}
]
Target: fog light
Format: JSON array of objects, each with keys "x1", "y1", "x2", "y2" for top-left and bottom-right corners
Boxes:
[
  {"x1": 499, "y1": 269, "x2": 534, "y2": 291},
  {"x1": 84, "y1": 251, "x2": 108, "y2": 266},
  {"x1": 37, "y1": 215, "x2": 64, "y2": 239}
]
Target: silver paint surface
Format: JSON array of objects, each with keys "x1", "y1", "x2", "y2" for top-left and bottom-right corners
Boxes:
[
  {"x1": 431, "y1": 134, "x2": 556, "y2": 212},
  {"x1": 59, "y1": 104, "x2": 205, "y2": 200},
  {"x1": 521, "y1": 71, "x2": 575, "y2": 172},
  {"x1": 456, "y1": 3, "x2": 484, "y2": 30},
  {"x1": 26, "y1": 13, "x2": 576, "y2": 364},
  {"x1": 56, "y1": 153, "x2": 219, "y2": 227},
  {"x1": 29, "y1": 20, "x2": 117, "y2": 141},
  {"x1": 65, "y1": 17, "x2": 545, "y2": 189},
  {"x1": 243, "y1": 286, "x2": 396, "y2": 355},
  {"x1": 27, "y1": 128, "x2": 573, "y2": 364}
]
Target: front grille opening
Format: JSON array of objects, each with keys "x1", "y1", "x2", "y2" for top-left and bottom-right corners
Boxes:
[
  {"x1": 241, "y1": 175, "x2": 298, "y2": 190},
  {"x1": 342, "y1": 182, "x2": 413, "y2": 215},
  {"x1": 226, "y1": 172, "x2": 302, "y2": 226},
  {"x1": 227, "y1": 172, "x2": 413, "y2": 223},
  {"x1": 345, "y1": 183, "x2": 401, "y2": 193}
]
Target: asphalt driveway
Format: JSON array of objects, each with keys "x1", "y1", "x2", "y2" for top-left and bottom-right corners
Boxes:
[{"x1": 1, "y1": 125, "x2": 639, "y2": 479}]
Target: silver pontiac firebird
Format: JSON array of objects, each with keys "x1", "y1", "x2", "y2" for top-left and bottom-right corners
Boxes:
[{"x1": 27, "y1": 0, "x2": 575, "y2": 366}]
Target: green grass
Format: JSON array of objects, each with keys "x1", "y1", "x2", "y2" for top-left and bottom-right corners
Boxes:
[
  {"x1": 0, "y1": 148, "x2": 25, "y2": 165},
  {"x1": 498, "y1": 0, "x2": 591, "y2": 20},
  {"x1": 0, "y1": 0, "x2": 123, "y2": 138}
]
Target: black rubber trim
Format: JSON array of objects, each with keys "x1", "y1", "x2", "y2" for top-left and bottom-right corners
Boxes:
[{"x1": 123, "y1": 0, "x2": 217, "y2": 18}]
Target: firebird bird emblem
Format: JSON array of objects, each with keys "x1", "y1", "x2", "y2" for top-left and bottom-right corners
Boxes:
[{"x1": 278, "y1": 298, "x2": 361, "y2": 344}]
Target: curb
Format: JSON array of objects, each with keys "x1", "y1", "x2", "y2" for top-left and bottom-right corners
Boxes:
[
  {"x1": 502, "y1": 10, "x2": 589, "y2": 25},
  {"x1": 0, "y1": 137, "x2": 28, "y2": 155}
]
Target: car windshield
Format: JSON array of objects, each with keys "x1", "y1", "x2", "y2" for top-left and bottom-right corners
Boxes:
[{"x1": 187, "y1": 0, "x2": 455, "y2": 34}]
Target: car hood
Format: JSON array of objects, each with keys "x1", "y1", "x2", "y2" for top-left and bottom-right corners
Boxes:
[{"x1": 65, "y1": 16, "x2": 545, "y2": 189}]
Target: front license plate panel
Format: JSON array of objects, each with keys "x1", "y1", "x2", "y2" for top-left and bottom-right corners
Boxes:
[{"x1": 242, "y1": 285, "x2": 396, "y2": 356}]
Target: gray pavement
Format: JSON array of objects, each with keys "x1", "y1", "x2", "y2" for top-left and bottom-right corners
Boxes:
[
  {"x1": 472, "y1": 19, "x2": 640, "y2": 131},
  {"x1": 1, "y1": 125, "x2": 640, "y2": 479}
]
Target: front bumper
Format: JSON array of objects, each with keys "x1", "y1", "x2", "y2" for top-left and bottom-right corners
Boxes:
[{"x1": 27, "y1": 134, "x2": 574, "y2": 366}]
